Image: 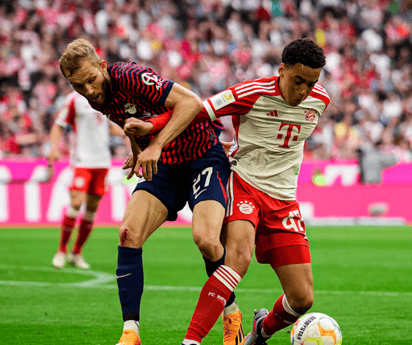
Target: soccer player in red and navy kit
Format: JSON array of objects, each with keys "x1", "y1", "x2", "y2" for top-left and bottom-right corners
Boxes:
[
  {"x1": 130, "y1": 39, "x2": 330, "y2": 345},
  {"x1": 59, "y1": 39, "x2": 243, "y2": 345}
]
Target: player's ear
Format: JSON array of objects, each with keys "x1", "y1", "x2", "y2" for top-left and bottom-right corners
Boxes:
[
  {"x1": 100, "y1": 60, "x2": 107, "y2": 70},
  {"x1": 278, "y1": 63, "x2": 285, "y2": 77}
]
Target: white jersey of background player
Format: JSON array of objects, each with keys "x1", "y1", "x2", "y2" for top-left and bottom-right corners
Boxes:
[
  {"x1": 48, "y1": 91, "x2": 122, "y2": 270},
  {"x1": 55, "y1": 91, "x2": 111, "y2": 168}
]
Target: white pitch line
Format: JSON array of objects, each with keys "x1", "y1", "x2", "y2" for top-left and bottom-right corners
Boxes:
[
  {"x1": 0, "y1": 265, "x2": 411, "y2": 297},
  {"x1": 0, "y1": 264, "x2": 115, "y2": 287}
]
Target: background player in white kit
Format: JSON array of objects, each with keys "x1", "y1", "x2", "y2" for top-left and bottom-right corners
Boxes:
[
  {"x1": 48, "y1": 91, "x2": 124, "y2": 269},
  {"x1": 126, "y1": 38, "x2": 329, "y2": 345}
]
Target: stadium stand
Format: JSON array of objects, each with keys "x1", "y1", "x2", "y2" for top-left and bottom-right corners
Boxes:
[{"x1": 1, "y1": 0, "x2": 412, "y2": 181}]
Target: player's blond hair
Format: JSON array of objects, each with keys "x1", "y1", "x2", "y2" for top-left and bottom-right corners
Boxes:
[{"x1": 60, "y1": 39, "x2": 101, "y2": 78}]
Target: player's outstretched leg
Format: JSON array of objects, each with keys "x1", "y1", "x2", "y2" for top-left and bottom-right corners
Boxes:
[
  {"x1": 244, "y1": 294, "x2": 305, "y2": 345},
  {"x1": 244, "y1": 309, "x2": 271, "y2": 345},
  {"x1": 203, "y1": 249, "x2": 244, "y2": 345},
  {"x1": 115, "y1": 191, "x2": 168, "y2": 345}
]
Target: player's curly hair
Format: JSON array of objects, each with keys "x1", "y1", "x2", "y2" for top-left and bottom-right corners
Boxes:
[
  {"x1": 282, "y1": 38, "x2": 326, "y2": 69},
  {"x1": 60, "y1": 39, "x2": 101, "y2": 78}
]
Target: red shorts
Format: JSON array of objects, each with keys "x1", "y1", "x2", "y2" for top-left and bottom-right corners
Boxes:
[
  {"x1": 69, "y1": 167, "x2": 109, "y2": 196},
  {"x1": 224, "y1": 171, "x2": 310, "y2": 266}
]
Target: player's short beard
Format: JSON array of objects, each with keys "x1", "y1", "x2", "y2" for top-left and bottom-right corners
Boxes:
[{"x1": 101, "y1": 73, "x2": 110, "y2": 102}]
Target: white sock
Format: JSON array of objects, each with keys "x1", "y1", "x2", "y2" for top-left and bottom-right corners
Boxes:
[
  {"x1": 124, "y1": 320, "x2": 139, "y2": 335},
  {"x1": 182, "y1": 340, "x2": 200, "y2": 345},
  {"x1": 223, "y1": 300, "x2": 239, "y2": 315}
]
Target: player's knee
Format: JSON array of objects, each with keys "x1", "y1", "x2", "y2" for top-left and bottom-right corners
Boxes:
[
  {"x1": 193, "y1": 233, "x2": 221, "y2": 259},
  {"x1": 226, "y1": 246, "x2": 252, "y2": 277},
  {"x1": 118, "y1": 226, "x2": 144, "y2": 248},
  {"x1": 288, "y1": 291, "x2": 314, "y2": 314},
  {"x1": 71, "y1": 200, "x2": 82, "y2": 210}
]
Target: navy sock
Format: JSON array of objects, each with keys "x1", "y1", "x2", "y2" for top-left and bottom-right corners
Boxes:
[
  {"x1": 203, "y1": 247, "x2": 236, "y2": 307},
  {"x1": 116, "y1": 245, "x2": 143, "y2": 322}
]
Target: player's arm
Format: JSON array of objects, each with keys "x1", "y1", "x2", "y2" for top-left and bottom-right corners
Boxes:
[
  {"x1": 109, "y1": 121, "x2": 126, "y2": 137},
  {"x1": 135, "y1": 84, "x2": 203, "y2": 181},
  {"x1": 47, "y1": 121, "x2": 65, "y2": 178},
  {"x1": 150, "y1": 83, "x2": 203, "y2": 147}
]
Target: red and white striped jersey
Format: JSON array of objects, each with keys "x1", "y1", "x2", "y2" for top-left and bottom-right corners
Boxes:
[
  {"x1": 55, "y1": 92, "x2": 111, "y2": 168},
  {"x1": 200, "y1": 76, "x2": 330, "y2": 200}
]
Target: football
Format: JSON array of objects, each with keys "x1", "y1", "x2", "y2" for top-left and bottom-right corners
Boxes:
[{"x1": 290, "y1": 312, "x2": 342, "y2": 344}]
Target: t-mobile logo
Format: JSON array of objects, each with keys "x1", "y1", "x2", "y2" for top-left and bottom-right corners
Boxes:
[{"x1": 277, "y1": 122, "x2": 301, "y2": 148}]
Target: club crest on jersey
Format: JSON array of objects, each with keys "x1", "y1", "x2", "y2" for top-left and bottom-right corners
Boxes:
[
  {"x1": 124, "y1": 103, "x2": 137, "y2": 114},
  {"x1": 237, "y1": 200, "x2": 255, "y2": 215},
  {"x1": 305, "y1": 109, "x2": 317, "y2": 122},
  {"x1": 141, "y1": 72, "x2": 164, "y2": 90}
]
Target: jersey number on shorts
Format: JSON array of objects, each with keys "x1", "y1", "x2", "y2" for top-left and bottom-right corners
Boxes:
[
  {"x1": 193, "y1": 167, "x2": 213, "y2": 199},
  {"x1": 282, "y1": 210, "x2": 305, "y2": 232}
]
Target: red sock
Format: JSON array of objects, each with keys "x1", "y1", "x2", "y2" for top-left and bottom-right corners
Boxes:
[
  {"x1": 184, "y1": 265, "x2": 241, "y2": 343},
  {"x1": 58, "y1": 215, "x2": 77, "y2": 253},
  {"x1": 72, "y1": 219, "x2": 93, "y2": 254},
  {"x1": 262, "y1": 294, "x2": 301, "y2": 336}
]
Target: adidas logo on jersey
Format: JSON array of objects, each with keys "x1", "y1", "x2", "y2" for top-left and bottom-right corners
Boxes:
[{"x1": 266, "y1": 110, "x2": 278, "y2": 117}]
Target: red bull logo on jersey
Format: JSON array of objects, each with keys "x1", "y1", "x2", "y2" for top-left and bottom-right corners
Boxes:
[
  {"x1": 124, "y1": 103, "x2": 137, "y2": 115},
  {"x1": 305, "y1": 109, "x2": 317, "y2": 122}
]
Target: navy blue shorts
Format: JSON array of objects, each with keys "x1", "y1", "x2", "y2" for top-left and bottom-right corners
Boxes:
[{"x1": 133, "y1": 143, "x2": 230, "y2": 221}]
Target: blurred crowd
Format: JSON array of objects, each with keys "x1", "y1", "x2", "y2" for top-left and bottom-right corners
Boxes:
[{"x1": 1, "y1": 0, "x2": 412, "y2": 171}]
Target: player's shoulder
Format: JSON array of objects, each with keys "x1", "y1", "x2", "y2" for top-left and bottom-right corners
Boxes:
[
  {"x1": 308, "y1": 83, "x2": 330, "y2": 106},
  {"x1": 231, "y1": 76, "x2": 279, "y2": 99},
  {"x1": 65, "y1": 91, "x2": 79, "y2": 104},
  {"x1": 69, "y1": 92, "x2": 90, "y2": 109},
  {"x1": 109, "y1": 61, "x2": 153, "y2": 77}
]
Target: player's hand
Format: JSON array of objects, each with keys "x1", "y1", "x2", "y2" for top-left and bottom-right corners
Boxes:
[
  {"x1": 221, "y1": 141, "x2": 232, "y2": 155},
  {"x1": 134, "y1": 145, "x2": 162, "y2": 181},
  {"x1": 46, "y1": 148, "x2": 61, "y2": 179},
  {"x1": 124, "y1": 118, "x2": 153, "y2": 137},
  {"x1": 125, "y1": 137, "x2": 143, "y2": 180},
  {"x1": 122, "y1": 153, "x2": 134, "y2": 170}
]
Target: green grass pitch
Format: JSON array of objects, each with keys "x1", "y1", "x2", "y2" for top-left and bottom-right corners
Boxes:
[{"x1": 1, "y1": 225, "x2": 411, "y2": 344}]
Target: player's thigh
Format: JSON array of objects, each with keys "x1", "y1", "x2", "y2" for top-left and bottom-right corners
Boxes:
[
  {"x1": 189, "y1": 145, "x2": 230, "y2": 238},
  {"x1": 192, "y1": 200, "x2": 226, "y2": 254},
  {"x1": 221, "y1": 220, "x2": 255, "y2": 277},
  {"x1": 192, "y1": 200, "x2": 225, "y2": 238},
  {"x1": 120, "y1": 190, "x2": 168, "y2": 248},
  {"x1": 69, "y1": 189, "x2": 86, "y2": 209},
  {"x1": 84, "y1": 193, "x2": 103, "y2": 213}
]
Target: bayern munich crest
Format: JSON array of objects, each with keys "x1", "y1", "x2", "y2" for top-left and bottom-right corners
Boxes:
[
  {"x1": 305, "y1": 109, "x2": 317, "y2": 122},
  {"x1": 237, "y1": 200, "x2": 255, "y2": 214}
]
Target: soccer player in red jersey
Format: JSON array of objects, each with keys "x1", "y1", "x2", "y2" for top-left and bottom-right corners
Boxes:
[
  {"x1": 59, "y1": 39, "x2": 243, "y2": 345},
  {"x1": 130, "y1": 38, "x2": 329, "y2": 345},
  {"x1": 48, "y1": 91, "x2": 124, "y2": 269}
]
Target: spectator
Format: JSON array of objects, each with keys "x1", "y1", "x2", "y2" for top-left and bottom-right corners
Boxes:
[{"x1": 0, "y1": 0, "x2": 411, "y2": 164}]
